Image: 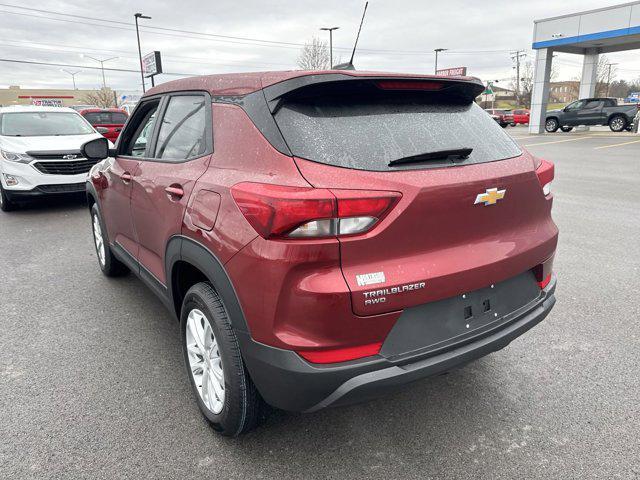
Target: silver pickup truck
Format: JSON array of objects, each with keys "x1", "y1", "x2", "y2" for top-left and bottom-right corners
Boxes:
[{"x1": 545, "y1": 98, "x2": 638, "y2": 133}]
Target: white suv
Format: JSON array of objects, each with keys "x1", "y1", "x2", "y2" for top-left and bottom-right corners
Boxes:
[{"x1": 0, "y1": 105, "x2": 106, "y2": 211}]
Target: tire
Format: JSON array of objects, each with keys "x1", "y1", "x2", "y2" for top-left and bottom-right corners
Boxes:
[
  {"x1": 181, "y1": 282, "x2": 263, "y2": 436},
  {"x1": 560, "y1": 126, "x2": 574, "y2": 132},
  {"x1": 90, "y1": 204, "x2": 128, "y2": 277},
  {"x1": 0, "y1": 184, "x2": 16, "y2": 212},
  {"x1": 609, "y1": 115, "x2": 627, "y2": 133},
  {"x1": 500, "y1": 123, "x2": 508, "y2": 128},
  {"x1": 510, "y1": 122, "x2": 516, "y2": 127},
  {"x1": 545, "y1": 118, "x2": 559, "y2": 133}
]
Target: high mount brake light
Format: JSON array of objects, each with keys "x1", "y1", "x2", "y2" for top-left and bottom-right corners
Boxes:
[
  {"x1": 375, "y1": 80, "x2": 444, "y2": 91},
  {"x1": 535, "y1": 158, "x2": 554, "y2": 196},
  {"x1": 231, "y1": 182, "x2": 401, "y2": 239}
]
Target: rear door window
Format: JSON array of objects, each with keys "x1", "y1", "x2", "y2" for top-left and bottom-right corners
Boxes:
[
  {"x1": 154, "y1": 95, "x2": 208, "y2": 161},
  {"x1": 274, "y1": 95, "x2": 521, "y2": 171}
]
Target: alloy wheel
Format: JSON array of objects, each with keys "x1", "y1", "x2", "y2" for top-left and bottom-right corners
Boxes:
[
  {"x1": 92, "y1": 214, "x2": 106, "y2": 266},
  {"x1": 186, "y1": 309, "x2": 225, "y2": 414},
  {"x1": 611, "y1": 118, "x2": 625, "y2": 131}
]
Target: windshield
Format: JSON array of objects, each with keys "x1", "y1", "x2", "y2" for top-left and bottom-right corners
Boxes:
[
  {"x1": 274, "y1": 95, "x2": 521, "y2": 171},
  {"x1": 0, "y1": 112, "x2": 95, "y2": 136}
]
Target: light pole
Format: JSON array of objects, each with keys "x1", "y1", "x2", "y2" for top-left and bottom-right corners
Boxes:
[
  {"x1": 434, "y1": 48, "x2": 447, "y2": 74},
  {"x1": 606, "y1": 63, "x2": 618, "y2": 97},
  {"x1": 135, "y1": 13, "x2": 152, "y2": 93},
  {"x1": 82, "y1": 55, "x2": 118, "y2": 88},
  {"x1": 62, "y1": 69, "x2": 81, "y2": 90},
  {"x1": 320, "y1": 26, "x2": 339, "y2": 69}
]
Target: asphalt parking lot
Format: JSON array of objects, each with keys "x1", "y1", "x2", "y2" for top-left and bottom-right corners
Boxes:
[{"x1": 1, "y1": 126, "x2": 639, "y2": 479}]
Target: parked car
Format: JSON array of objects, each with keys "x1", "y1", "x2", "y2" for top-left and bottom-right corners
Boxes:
[
  {"x1": 484, "y1": 109, "x2": 514, "y2": 127},
  {"x1": 82, "y1": 72, "x2": 558, "y2": 436},
  {"x1": 512, "y1": 109, "x2": 530, "y2": 125},
  {"x1": 70, "y1": 104, "x2": 98, "y2": 112},
  {"x1": 545, "y1": 98, "x2": 639, "y2": 133},
  {"x1": 79, "y1": 108, "x2": 128, "y2": 142},
  {"x1": 0, "y1": 106, "x2": 105, "y2": 211}
]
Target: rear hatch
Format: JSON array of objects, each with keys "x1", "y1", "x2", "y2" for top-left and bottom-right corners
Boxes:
[{"x1": 267, "y1": 75, "x2": 557, "y2": 316}]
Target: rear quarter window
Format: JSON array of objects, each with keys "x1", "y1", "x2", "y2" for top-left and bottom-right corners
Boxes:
[{"x1": 274, "y1": 95, "x2": 521, "y2": 171}]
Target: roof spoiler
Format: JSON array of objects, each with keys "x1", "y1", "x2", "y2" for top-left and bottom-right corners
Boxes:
[{"x1": 263, "y1": 74, "x2": 485, "y2": 113}]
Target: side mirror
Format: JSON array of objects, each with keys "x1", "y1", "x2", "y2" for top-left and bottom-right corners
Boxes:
[{"x1": 81, "y1": 137, "x2": 110, "y2": 161}]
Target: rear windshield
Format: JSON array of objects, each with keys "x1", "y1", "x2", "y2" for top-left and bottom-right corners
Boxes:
[
  {"x1": 0, "y1": 112, "x2": 94, "y2": 137},
  {"x1": 83, "y1": 111, "x2": 128, "y2": 125},
  {"x1": 274, "y1": 95, "x2": 521, "y2": 171}
]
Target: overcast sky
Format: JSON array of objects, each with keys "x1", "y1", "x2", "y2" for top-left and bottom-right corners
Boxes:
[{"x1": 0, "y1": 0, "x2": 639, "y2": 94}]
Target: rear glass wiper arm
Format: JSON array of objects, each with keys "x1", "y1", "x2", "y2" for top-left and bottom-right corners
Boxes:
[{"x1": 388, "y1": 148, "x2": 473, "y2": 166}]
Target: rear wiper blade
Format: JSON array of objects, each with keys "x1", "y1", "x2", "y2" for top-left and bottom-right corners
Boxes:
[{"x1": 388, "y1": 148, "x2": 473, "y2": 167}]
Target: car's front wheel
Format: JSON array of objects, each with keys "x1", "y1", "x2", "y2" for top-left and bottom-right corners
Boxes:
[
  {"x1": 545, "y1": 118, "x2": 559, "y2": 133},
  {"x1": 181, "y1": 282, "x2": 263, "y2": 436},
  {"x1": 90, "y1": 204, "x2": 128, "y2": 276},
  {"x1": 0, "y1": 184, "x2": 16, "y2": 212}
]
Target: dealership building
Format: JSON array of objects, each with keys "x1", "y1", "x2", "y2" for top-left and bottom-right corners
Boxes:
[
  {"x1": 0, "y1": 86, "x2": 102, "y2": 107},
  {"x1": 530, "y1": 1, "x2": 640, "y2": 133}
]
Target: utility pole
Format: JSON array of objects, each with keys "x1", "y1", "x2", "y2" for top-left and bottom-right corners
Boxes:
[
  {"x1": 62, "y1": 69, "x2": 81, "y2": 90},
  {"x1": 82, "y1": 55, "x2": 118, "y2": 88},
  {"x1": 434, "y1": 48, "x2": 447, "y2": 74},
  {"x1": 606, "y1": 63, "x2": 618, "y2": 97},
  {"x1": 135, "y1": 13, "x2": 152, "y2": 93},
  {"x1": 510, "y1": 50, "x2": 527, "y2": 106},
  {"x1": 320, "y1": 27, "x2": 339, "y2": 68}
]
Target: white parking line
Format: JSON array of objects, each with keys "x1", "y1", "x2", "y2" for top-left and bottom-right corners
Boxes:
[
  {"x1": 594, "y1": 139, "x2": 640, "y2": 150},
  {"x1": 522, "y1": 136, "x2": 590, "y2": 147}
]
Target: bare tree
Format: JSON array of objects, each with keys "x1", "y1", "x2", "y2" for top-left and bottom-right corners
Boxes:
[
  {"x1": 595, "y1": 55, "x2": 618, "y2": 96},
  {"x1": 514, "y1": 60, "x2": 559, "y2": 108},
  {"x1": 297, "y1": 37, "x2": 330, "y2": 70},
  {"x1": 82, "y1": 87, "x2": 117, "y2": 108}
]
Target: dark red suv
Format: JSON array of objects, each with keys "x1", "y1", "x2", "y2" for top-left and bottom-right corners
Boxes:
[
  {"x1": 81, "y1": 71, "x2": 558, "y2": 436},
  {"x1": 79, "y1": 108, "x2": 128, "y2": 142}
]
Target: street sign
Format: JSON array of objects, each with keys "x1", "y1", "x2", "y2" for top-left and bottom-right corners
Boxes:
[
  {"x1": 436, "y1": 66, "x2": 467, "y2": 77},
  {"x1": 142, "y1": 51, "x2": 162, "y2": 78}
]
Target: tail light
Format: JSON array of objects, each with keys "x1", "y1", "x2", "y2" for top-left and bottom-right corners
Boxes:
[
  {"x1": 535, "y1": 158, "x2": 554, "y2": 196},
  {"x1": 231, "y1": 182, "x2": 401, "y2": 239},
  {"x1": 297, "y1": 342, "x2": 382, "y2": 364},
  {"x1": 533, "y1": 255, "x2": 554, "y2": 289}
]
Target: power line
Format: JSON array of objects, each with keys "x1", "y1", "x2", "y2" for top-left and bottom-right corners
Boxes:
[
  {"x1": 0, "y1": 3, "x2": 528, "y2": 57},
  {"x1": 0, "y1": 40, "x2": 294, "y2": 68},
  {"x1": 0, "y1": 57, "x2": 196, "y2": 76}
]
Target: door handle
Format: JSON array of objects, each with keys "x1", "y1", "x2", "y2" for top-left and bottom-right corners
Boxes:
[
  {"x1": 120, "y1": 172, "x2": 132, "y2": 183},
  {"x1": 165, "y1": 185, "x2": 184, "y2": 199}
]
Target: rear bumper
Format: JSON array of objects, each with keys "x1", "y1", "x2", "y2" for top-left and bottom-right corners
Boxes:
[{"x1": 239, "y1": 275, "x2": 556, "y2": 413}]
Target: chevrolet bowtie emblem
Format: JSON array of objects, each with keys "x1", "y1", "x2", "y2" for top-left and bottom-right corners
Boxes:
[{"x1": 474, "y1": 188, "x2": 506, "y2": 206}]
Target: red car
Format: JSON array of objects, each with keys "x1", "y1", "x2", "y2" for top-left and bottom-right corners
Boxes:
[
  {"x1": 513, "y1": 109, "x2": 530, "y2": 125},
  {"x1": 484, "y1": 109, "x2": 515, "y2": 127},
  {"x1": 79, "y1": 108, "x2": 128, "y2": 142},
  {"x1": 81, "y1": 71, "x2": 558, "y2": 436}
]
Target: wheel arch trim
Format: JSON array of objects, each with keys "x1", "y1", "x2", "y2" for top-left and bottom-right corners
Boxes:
[{"x1": 165, "y1": 235, "x2": 250, "y2": 334}]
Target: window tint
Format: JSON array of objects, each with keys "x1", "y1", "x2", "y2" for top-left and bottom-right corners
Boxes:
[
  {"x1": 83, "y1": 111, "x2": 128, "y2": 125},
  {"x1": 566, "y1": 100, "x2": 585, "y2": 111},
  {"x1": 120, "y1": 101, "x2": 159, "y2": 157},
  {"x1": 274, "y1": 95, "x2": 521, "y2": 171},
  {"x1": 155, "y1": 95, "x2": 207, "y2": 160},
  {"x1": 583, "y1": 100, "x2": 602, "y2": 109}
]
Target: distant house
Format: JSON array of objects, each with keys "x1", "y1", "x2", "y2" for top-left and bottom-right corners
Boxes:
[{"x1": 549, "y1": 81, "x2": 579, "y2": 103}]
